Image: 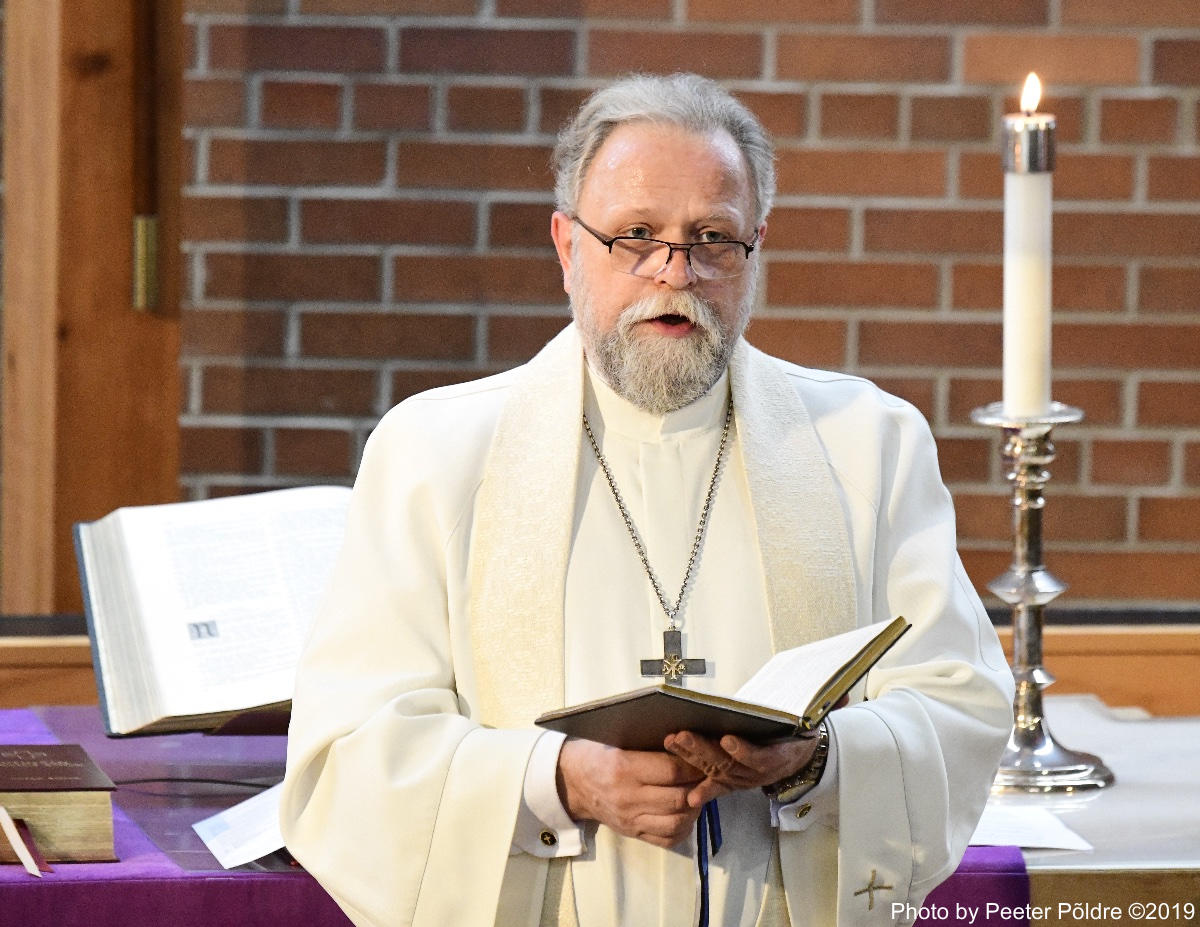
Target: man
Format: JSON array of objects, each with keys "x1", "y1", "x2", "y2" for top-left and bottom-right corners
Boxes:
[{"x1": 280, "y1": 73, "x2": 1014, "y2": 927}]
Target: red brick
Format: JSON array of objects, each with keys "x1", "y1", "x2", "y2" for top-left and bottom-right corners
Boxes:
[
  {"x1": 688, "y1": 0, "x2": 857, "y2": 22},
  {"x1": 498, "y1": 0, "x2": 671, "y2": 14},
  {"x1": 208, "y1": 139, "x2": 386, "y2": 186},
  {"x1": 777, "y1": 149, "x2": 946, "y2": 197},
  {"x1": 819, "y1": 94, "x2": 899, "y2": 140},
  {"x1": 1148, "y1": 156, "x2": 1200, "y2": 201},
  {"x1": 393, "y1": 255, "x2": 563, "y2": 305},
  {"x1": 401, "y1": 29, "x2": 574, "y2": 76},
  {"x1": 302, "y1": 199, "x2": 477, "y2": 246},
  {"x1": 588, "y1": 30, "x2": 763, "y2": 79},
  {"x1": 736, "y1": 91, "x2": 808, "y2": 139},
  {"x1": 1056, "y1": 213, "x2": 1200, "y2": 259},
  {"x1": 260, "y1": 81, "x2": 342, "y2": 130},
  {"x1": 209, "y1": 25, "x2": 386, "y2": 73},
  {"x1": 300, "y1": 311, "x2": 476, "y2": 361},
  {"x1": 396, "y1": 142, "x2": 553, "y2": 192},
  {"x1": 181, "y1": 426, "x2": 265, "y2": 474},
  {"x1": 871, "y1": 377, "x2": 936, "y2": 420},
  {"x1": 1140, "y1": 497, "x2": 1200, "y2": 543},
  {"x1": 964, "y1": 34, "x2": 1140, "y2": 86},
  {"x1": 767, "y1": 261, "x2": 939, "y2": 309},
  {"x1": 1055, "y1": 323, "x2": 1200, "y2": 372},
  {"x1": 1139, "y1": 382, "x2": 1200, "y2": 426},
  {"x1": 182, "y1": 195, "x2": 289, "y2": 242},
  {"x1": 864, "y1": 209, "x2": 1001, "y2": 255},
  {"x1": 1187, "y1": 444, "x2": 1200, "y2": 486},
  {"x1": 191, "y1": 0, "x2": 286, "y2": 11},
  {"x1": 203, "y1": 366, "x2": 377, "y2": 416},
  {"x1": 948, "y1": 377, "x2": 1124, "y2": 429},
  {"x1": 1100, "y1": 97, "x2": 1178, "y2": 145},
  {"x1": 963, "y1": 549, "x2": 1200, "y2": 601},
  {"x1": 934, "y1": 437, "x2": 993, "y2": 484},
  {"x1": 393, "y1": 368, "x2": 495, "y2": 403},
  {"x1": 859, "y1": 321, "x2": 999, "y2": 368},
  {"x1": 777, "y1": 34, "x2": 949, "y2": 82},
  {"x1": 1053, "y1": 266, "x2": 1127, "y2": 313},
  {"x1": 487, "y1": 314, "x2": 571, "y2": 364},
  {"x1": 878, "y1": 0, "x2": 1046, "y2": 23},
  {"x1": 205, "y1": 253, "x2": 382, "y2": 303},
  {"x1": 447, "y1": 85, "x2": 526, "y2": 133},
  {"x1": 956, "y1": 492, "x2": 1126, "y2": 542},
  {"x1": 1091, "y1": 440, "x2": 1173, "y2": 486},
  {"x1": 911, "y1": 95, "x2": 992, "y2": 141},
  {"x1": 304, "y1": 0, "x2": 475, "y2": 11},
  {"x1": 952, "y1": 263, "x2": 1125, "y2": 313},
  {"x1": 1063, "y1": 0, "x2": 1200, "y2": 25},
  {"x1": 744, "y1": 317, "x2": 848, "y2": 369},
  {"x1": 540, "y1": 88, "x2": 594, "y2": 134},
  {"x1": 1153, "y1": 40, "x2": 1200, "y2": 85},
  {"x1": 958, "y1": 152, "x2": 1128, "y2": 201},
  {"x1": 489, "y1": 202, "x2": 556, "y2": 249},
  {"x1": 353, "y1": 83, "x2": 432, "y2": 131},
  {"x1": 184, "y1": 78, "x2": 246, "y2": 127},
  {"x1": 764, "y1": 208, "x2": 851, "y2": 252},
  {"x1": 274, "y1": 428, "x2": 354, "y2": 477},
  {"x1": 1140, "y1": 267, "x2": 1200, "y2": 314},
  {"x1": 182, "y1": 308, "x2": 287, "y2": 356}
]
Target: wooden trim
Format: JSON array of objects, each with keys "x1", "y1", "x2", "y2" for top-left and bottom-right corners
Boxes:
[
  {"x1": 997, "y1": 625, "x2": 1200, "y2": 716},
  {"x1": 2, "y1": 1, "x2": 182, "y2": 613}
]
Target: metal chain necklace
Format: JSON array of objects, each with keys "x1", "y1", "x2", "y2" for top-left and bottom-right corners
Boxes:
[{"x1": 581, "y1": 398, "x2": 733, "y2": 680}]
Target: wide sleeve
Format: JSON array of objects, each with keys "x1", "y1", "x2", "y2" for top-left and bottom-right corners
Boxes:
[
  {"x1": 780, "y1": 395, "x2": 1015, "y2": 927},
  {"x1": 279, "y1": 407, "x2": 543, "y2": 927}
]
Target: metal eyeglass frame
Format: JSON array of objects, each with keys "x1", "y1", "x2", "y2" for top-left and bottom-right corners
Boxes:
[{"x1": 571, "y1": 216, "x2": 757, "y2": 280}]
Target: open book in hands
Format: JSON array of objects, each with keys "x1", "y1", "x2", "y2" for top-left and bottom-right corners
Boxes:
[{"x1": 535, "y1": 617, "x2": 910, "y2": 751}]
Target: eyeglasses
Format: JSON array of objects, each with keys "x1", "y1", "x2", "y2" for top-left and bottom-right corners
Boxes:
[{"x1": 571, "y1": 216, "x2": 757, "y2": 280}]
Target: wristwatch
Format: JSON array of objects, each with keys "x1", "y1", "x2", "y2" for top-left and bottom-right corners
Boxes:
[{"x1": 762, "y1": 721, "x2": 830, "y2": 805}]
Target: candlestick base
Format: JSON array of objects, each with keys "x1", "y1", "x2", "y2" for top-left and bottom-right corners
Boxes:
[{"x1": 972, "y1": 401, "x2": 1114, "y2": 795}]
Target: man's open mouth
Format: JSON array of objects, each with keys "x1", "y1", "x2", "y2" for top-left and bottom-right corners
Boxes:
[{"x1": 654, "y1": 313, "x2": 692, "y2": 326}]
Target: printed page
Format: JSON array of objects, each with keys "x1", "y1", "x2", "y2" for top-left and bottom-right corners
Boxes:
[
  {"x1": 733, "y1": 619, "x2": 897, "y2": 716},
  {"x1": 110, "y1": 486, "x2": 352, "y2": 721}
]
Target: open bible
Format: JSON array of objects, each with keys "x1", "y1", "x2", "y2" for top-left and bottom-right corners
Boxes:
[
  {"x1": 74, "y1": 485, "x2": 352, "y2": 736},
  {"x1": 535, "y1": 616, "x2": 910, "y2": 751}
]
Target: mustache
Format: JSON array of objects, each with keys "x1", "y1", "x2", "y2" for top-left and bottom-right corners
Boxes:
[{"x1": 617, "y1": 290, "x2": 720, "y2": 334}]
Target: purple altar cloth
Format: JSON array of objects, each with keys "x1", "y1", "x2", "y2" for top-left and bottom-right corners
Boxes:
[
  {"x1": 1, "y1": 707, "x2": 1030, "y2": 926},
  {"x1": 0, "y1": 707, "x2": 351, "y2": 927}
]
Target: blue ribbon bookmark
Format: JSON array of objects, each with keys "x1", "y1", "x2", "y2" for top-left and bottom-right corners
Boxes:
[{"x1": 696, "y1": 799, "x2": 723, "y2": 927}]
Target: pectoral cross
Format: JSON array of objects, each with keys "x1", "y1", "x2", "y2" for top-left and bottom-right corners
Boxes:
[{"x1": 641, "y1": 627, "x2": 707, "y2": 682}]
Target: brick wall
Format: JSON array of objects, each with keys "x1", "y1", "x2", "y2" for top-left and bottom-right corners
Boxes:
[{"x1": 19, "y1": 2, "x2": 1192, "y2": 606}]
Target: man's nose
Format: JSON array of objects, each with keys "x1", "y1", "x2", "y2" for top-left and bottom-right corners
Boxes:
[{"x1": 655, "y1": 245, "x2": 697, "y2": 288}]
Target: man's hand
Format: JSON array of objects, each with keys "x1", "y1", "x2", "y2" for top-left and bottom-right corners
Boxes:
[
  {"x1": 556, "y1": 738, "x2": 705, "y2": 848},
  {"x1": 663, "y1": 731, "x2": 820, "y2": 808}
]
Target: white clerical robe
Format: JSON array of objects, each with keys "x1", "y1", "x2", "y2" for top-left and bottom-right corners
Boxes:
[{"x1": 280, "y1": 324, "x2": 1014, "y2": 927}]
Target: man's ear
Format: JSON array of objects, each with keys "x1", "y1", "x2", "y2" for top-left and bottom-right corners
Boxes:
[
  {"x1": 755, "y1": 221, "x2": 767, "y2": 248},
  {"x1": 550, "y1": 211, "x2": 575, "y2": 294}
]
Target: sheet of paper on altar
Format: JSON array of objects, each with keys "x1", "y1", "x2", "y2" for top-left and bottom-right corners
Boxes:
[
  {"x1": 970, "y1": 802, "x2": 1093, "y2": 851},
  {"x1": 192, "y1": 782, "x2": 285, "y2": 869}
]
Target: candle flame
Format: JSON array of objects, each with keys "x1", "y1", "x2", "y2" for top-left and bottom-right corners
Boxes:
[{"x1": 1020, "y1": 73, "x2": 1042, "y2": 114}]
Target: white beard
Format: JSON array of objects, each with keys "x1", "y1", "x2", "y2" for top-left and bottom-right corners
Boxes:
[{"x1": 571, "y1": 266, "x2": 753, "y2": 416}]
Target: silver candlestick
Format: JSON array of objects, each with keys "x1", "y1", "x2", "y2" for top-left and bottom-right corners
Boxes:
[{"x1": 972, "y1": 401, "x2": 1114, "y2": 793}]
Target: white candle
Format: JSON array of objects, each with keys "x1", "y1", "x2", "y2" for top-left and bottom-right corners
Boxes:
[{"x1": 1002, "y1": 73, "x2": 1055, "y2": 419}]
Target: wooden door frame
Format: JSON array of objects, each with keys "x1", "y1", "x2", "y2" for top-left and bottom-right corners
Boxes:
[{"x1": 2, "y1": 0, "x2": 182, "y2": 613}]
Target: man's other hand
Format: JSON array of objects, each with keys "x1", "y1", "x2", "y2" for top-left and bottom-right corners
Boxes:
[
  {"x1": 556, "y1": 738, "x2": 705, "y2": 848},
  {"x1": 662, "y1": 732, "x2": 820, "y2": 808}
]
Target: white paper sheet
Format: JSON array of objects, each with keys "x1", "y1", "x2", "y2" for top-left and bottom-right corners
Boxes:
[
  {"x1": 970, "y1": 802, "x2": 1093, "y2": 851},
  {"x1": 191, "y1": 782, "x2": 285, "y2": 869}
]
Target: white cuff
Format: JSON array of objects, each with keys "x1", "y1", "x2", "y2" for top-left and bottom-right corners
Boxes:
[
  {"x1": 510, "y1": 730, "x2": 586, "y2": 857},
  {"x1": 773, "y1": 720, "x2": 840, "y2": 832}
]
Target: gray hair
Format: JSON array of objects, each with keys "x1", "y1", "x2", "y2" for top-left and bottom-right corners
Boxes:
[{"x1": 552, "y1": 73, "x2": 776, "y2": 227}]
